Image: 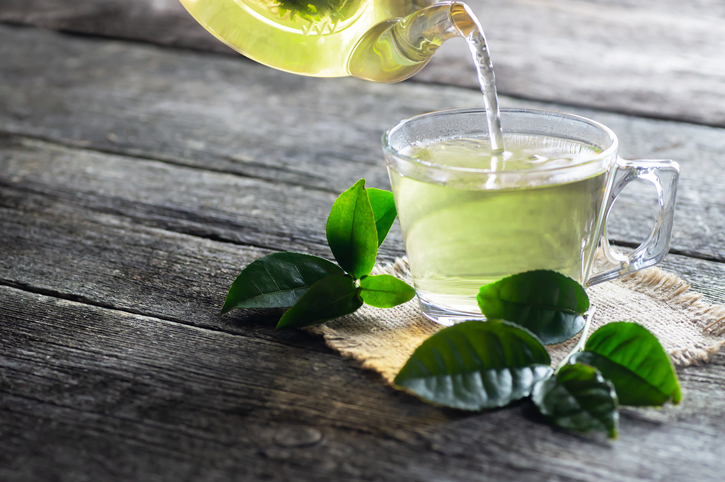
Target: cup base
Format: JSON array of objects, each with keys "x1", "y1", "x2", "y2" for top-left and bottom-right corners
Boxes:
[{"x1": 418, "y1": 297, "x2": 486, "y2": 326}]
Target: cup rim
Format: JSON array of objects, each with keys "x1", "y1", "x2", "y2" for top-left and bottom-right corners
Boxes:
[{"x1": 382, "y1": 107, "x2": 619, "y2": 175}]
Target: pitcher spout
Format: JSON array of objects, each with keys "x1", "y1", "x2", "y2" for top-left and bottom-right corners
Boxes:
[{"x1": 348, "y1": 2, "x2": 474, "y2": 83}]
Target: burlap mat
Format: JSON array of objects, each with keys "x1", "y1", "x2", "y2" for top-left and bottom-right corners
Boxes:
[{"x1": 307, "y1": 257, "x2": 725, "y2": 384}]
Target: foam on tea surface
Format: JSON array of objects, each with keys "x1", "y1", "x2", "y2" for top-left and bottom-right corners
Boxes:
[
  {"x1": 398, "y1": 134, "x2": 605, "y2": 190},
  {"x1": 402, "y1": 134, "x2": 601, "y2": 171}
]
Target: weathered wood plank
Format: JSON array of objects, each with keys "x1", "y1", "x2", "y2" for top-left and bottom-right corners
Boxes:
[
  {"x1": 0, "y1": 178, "x2": 338, "y2": 344},
  {"x1": 0, "y1": 0, "x2": 232, "y2": 54},
  {"x1": 1, "y1": 152, "x2": 724, "y2": 347},
  {"x1": 1, "y1": 0, "x2": 723, "y2": 126},
  {"x1": 0, "y1": 135, "x2": 344, "y2": 257},
  {"x1": 2, "y1": 26, "x2": 725, "y2": 260},
  {"x1": 2, "y1": 285, "x2": 725, "y2": 481},
  {"x1": 1, "y1": 9, "x2": 724, "y2": 481},
  {"x1": 420, "y1": 0, "x2": 725, "y2": 127},
  {"x1": 2, "y1": 38, "x2": 725, "y2": 261},
  {"x1": 1, "y1": 110, "x2": 723, "y2": 479}
]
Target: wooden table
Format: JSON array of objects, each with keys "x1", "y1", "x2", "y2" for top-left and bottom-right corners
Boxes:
[{"x1": 2, "y1": 1, "x2": 725, "y2": 480}]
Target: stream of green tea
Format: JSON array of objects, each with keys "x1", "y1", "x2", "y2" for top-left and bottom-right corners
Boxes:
[{"x1": 450, "y1": 5, "x2": 505, "y2": 154}]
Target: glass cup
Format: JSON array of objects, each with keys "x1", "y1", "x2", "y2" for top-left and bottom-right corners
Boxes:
[{"x1": 382, "y1": 108, "x2": 679, "y2": 325}]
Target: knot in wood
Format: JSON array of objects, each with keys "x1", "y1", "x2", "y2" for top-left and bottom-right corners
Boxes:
[{"x1": 273, "y1": 426, "x2": 323, "y2": 448}]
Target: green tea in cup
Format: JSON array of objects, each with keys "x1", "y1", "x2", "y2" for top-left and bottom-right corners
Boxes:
[{"x1": 383, "y1": 108, "x2": 679, "y2": 325}]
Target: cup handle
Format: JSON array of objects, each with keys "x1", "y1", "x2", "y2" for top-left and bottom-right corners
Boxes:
[{"x1": 587, "y1": 157, "x2": 680, "y2": 286}]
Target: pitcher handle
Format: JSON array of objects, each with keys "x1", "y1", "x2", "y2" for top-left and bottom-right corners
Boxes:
[{"x1": 587, "y1": 157, "x2": 680, "y2": 286}]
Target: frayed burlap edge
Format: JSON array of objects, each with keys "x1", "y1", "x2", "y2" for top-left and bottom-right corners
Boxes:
[
  {"x1": 613, "y1": 266, "x2": 725, "y2": 364},
  {"x1": 307, "y1": 257, "x2": 725, "y2": 384}
]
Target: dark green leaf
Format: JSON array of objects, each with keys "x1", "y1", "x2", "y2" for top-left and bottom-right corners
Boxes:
[
  {"x1": 367, "y1": 188, "x2": 397, "y2": 247},
  {"x1": 394, "y1": 320, "x2": 552, "y2": 410},
  {"x1": 276, "y1": 275, "x2": 362, "y2": 330},
  {"x1": 359, "y1": 274, "x2": 415, "y2": 308},
  {"x1": 326, "y1": 179, "x2": 379, "y2": 278},
  {"x1": 532, "y1": 364, "x2": 618, "y2": 438},
  {"x1": 221, "y1": 252, "x2": 344, "y2": 314},
  {"x1": 477, "y1": 270, "x2": 589, "y2": 345},
  {"x1": 571, "y1": 322, "x2": 681, "y2": 406}
]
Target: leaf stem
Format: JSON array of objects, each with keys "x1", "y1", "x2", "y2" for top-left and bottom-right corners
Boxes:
[{"x1": 557, "y1": 306, "x2": 597, "y2": 372}]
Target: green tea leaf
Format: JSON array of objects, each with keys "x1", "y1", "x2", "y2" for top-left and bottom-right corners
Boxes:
[
  {"x1": 570, "y1": 322, "x2": 681, "y2": 406},
  {"x1": 275, "y1": 0, "x2": 351, "y2": 21},
  {"x1": 359, "y1": 274, "x2": 415, "y2": 308},
  {"x1": 367, "y1": 188, "x2": 397, "y2": 247},
  {"x1": 276, "y1": 275, "x2": 362, "y2": 330},
  {"x1": 222, "y1": 252, "x2": 344, "y2": 314},
  {"x1": 394, "y1": 320, "x2": 552, "y2": 410},
  {"x1": 326, "y1": 179, "x2": 379, "y2": 279},
  {"x1": 477, "y1": 270, "x2": 589, "y2": 345},
  {"x1": 532, "y1": 363, "x2": 619, "y2": 438}
]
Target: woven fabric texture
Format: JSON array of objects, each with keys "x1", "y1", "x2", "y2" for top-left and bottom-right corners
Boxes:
[{"x1": 308, "y1": 257, "x2": 725, "y2": 384}]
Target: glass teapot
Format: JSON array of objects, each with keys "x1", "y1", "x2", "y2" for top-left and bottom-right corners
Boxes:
[{"x1": 179, "y1": 0, "x2": 478, "y2": 82}]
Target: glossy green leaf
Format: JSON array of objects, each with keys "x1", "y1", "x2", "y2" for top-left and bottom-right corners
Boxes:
[
  {"x1": 276, "y1": 275, "x2": 362, "y2": 330},
  {"x1": 359, "y1": 274, "x2": 415, "y2": 308},
  {"x1": 221, "y1": 252, "x2": 344, "y2": 314},
  {"x1": 532, "y1": 364, "x2": 619, "y2": 438},
  {"x1": 570, "y1": 322, "x2": 681, "y2": 406},
  {"x1": 477, "y1": 270, "x2": 589, "y2": 345},
  {"x1": 394, "y1": 320, "x2": 552, "y2": 410},
  {"x1": 367, "y1": 188, "x2": 397, "y2": 247},
  {"x1": 326, "y1": 179, "x2": 379, "y2": 278}
]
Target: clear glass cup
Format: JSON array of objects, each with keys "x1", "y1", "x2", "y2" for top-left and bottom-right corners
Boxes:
[{"x1": 382, "y1": 108, "x2": 679, "y2": 325}]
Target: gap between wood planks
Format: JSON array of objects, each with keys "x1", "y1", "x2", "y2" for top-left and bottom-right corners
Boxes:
[
  {"x1": 2, "y1": 23, "x2": 724, "y2": 262},
  {"x1": 3, "y1": 282, "x2": 725, "y2": 482},
  {"x1": 2, "y1": 127, "x2": 724, "y2": 265},
  {"x1": 1, "y1": 20, "x2": 722, "y2": 131},
  {"x1": 3, "y1": 164, "x2": 725, "y2": 347},
  {"x1": 2, "y1": 25, "x2": 725, "y2": 339},
  {"x1": 0, "y1": 283, "x2": 366, "y2": 392},
  {"x1": 2, "y1": 130, "x2": 725, "y2": 326},
  {"x1": 4, "y1": 126, "x2": 719, "y2": 266},
  {"x1": 0, "y1": 263, "x2": 338, "y2": 355},
  {"x1": 2, "y1": 0, "x2": 724, "y2": 127},
  {"x1": 0, "y1": 129, "x2": 342, "y2": 196}
]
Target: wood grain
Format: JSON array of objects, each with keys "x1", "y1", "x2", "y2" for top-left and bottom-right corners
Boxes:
[
  {"x1": 2, "y1": 155, "x2": 724, "y2": 342},
  {"x1": 1, "y1": 0, "x2": 723, "y2": 125},
  {"x1": 1, "y1": 26, "x2": 724, "y2": 261},
  {"x1": 420, "y1": 0, "x2": 725, "y2": 126},
  {"x1": 0, "y1": 0, "x2": 225, "y2": 53},
  {"x1": 2, "y1": 285, "x2": 725, "y2": 481},
  {"x1": 1, "y1": 9, "x2": 725, "y2": 480}
]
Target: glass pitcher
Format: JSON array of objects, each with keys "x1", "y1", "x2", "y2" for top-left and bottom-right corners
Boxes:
[{"x1": 179, "y1": 0, "x2": 479, "y2": 82}]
